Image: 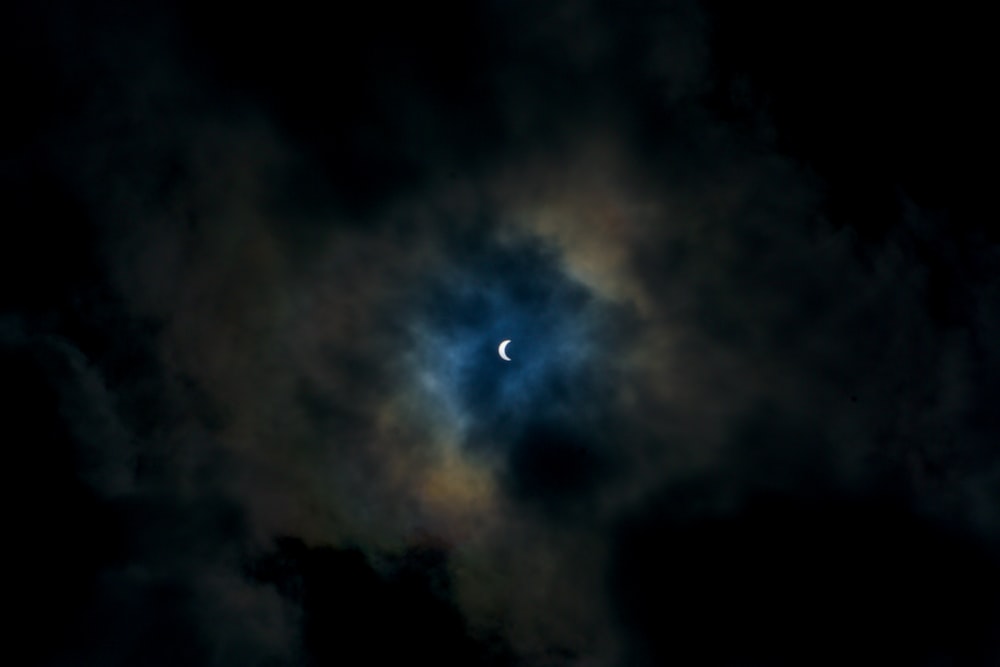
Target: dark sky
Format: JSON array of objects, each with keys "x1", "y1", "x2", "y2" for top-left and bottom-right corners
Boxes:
[{"x1": 4, "y1": 2, "x2": 998, "y2": 665}]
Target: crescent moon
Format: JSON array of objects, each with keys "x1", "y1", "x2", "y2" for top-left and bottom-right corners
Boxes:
[{"x1": 498, "y1": 339, "x2": 512, "y2": 361}]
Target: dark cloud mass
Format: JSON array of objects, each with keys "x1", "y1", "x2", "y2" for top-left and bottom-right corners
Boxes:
[{"x1": 4, "y1": 1, "x2": 998, "y2": 665}]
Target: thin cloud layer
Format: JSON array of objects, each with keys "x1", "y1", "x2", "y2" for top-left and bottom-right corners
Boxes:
[{"x1": 4, "y1": 1, "x2": 999, "y2": 665}]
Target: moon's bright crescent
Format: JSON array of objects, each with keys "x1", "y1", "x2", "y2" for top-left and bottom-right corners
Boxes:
[{"x1": 498, "y1": 339, "x2": 512, "y2": 361}]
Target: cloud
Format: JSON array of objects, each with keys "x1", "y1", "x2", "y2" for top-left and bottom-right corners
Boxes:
[{"x1": 5, "y1": 1, "x2": 1000, "y2": 666}]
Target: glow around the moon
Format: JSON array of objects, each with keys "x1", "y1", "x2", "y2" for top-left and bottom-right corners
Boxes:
[{"x1": 404, "y1": 239, "x2": 615, "y2": 446}]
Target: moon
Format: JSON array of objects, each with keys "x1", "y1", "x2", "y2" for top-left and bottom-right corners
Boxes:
[{"x1": 498, "y1": 339, "x2": 512, "y2": 361}]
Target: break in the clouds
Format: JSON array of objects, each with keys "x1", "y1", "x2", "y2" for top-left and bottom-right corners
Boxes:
[{"x1": 5, "y1": 1, "x2": 999, "y2": 665}]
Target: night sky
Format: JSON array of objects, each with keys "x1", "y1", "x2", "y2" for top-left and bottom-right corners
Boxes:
[{"x1": 4, "y1": 2, "x2": 998, "y2": 665}]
